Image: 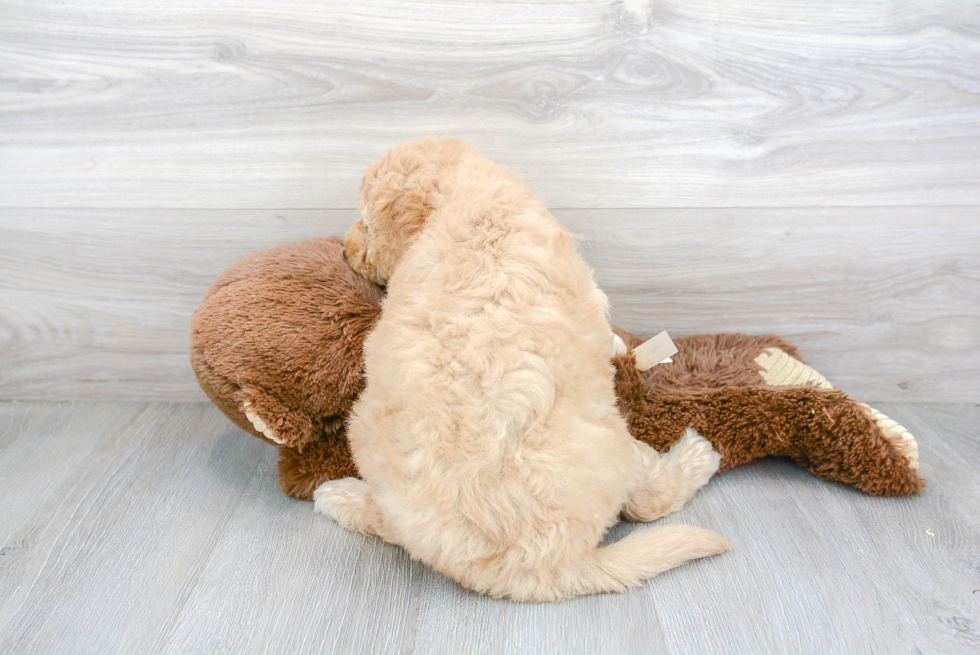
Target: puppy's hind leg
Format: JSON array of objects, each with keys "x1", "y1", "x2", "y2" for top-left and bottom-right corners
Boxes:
[
  {"x1": 314, "y1": 477, "x2": 386, "y2": 536},
  {"x1": 622, "y1": 429, "x2": 721, "y2": 522}
]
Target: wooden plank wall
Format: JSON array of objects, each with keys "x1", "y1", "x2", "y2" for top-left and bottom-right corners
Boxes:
[{"x1": 1, "y1": 0, "x2": 978, "y2": 402}]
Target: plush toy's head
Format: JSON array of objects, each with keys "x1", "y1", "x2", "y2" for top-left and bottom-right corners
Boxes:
[
  {"x1": 345, "y1": 136, "x2": 476, "y2": 284},
  {"x1": 190, "y1": 237, "x2": 383, "y2": 455}
]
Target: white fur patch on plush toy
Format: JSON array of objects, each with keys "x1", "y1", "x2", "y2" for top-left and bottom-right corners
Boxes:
[
  {"x1": 755, "y1": 348, "x2": 833, "y2": 389},
  {"x1": 754, "y1": 347, "x2": 919, "y2": 470},
  {"x1": 858, "y1": 403, "x2": 920, "y2": 470}
]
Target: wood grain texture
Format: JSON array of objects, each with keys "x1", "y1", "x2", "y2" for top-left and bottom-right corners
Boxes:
[
  {"x1": 0, "y1": 402, "x2": 267, "y2": 653},
  {"x1": 1, "y1": 0, "x2": 978, "y2": 209},
  {"x1": 1, "y1": 207, "x2": 977, "y2": 402},
  {"x1": 0, "y1": 401, "x2": 977, "y2": 653}
]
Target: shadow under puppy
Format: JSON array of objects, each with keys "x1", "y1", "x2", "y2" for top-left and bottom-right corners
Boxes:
[{"x1": 315, "y1": 137, "x2": 728, "y2": 601}]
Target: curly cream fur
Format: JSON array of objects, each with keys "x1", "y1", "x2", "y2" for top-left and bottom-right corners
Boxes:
[{"x1": 318, "y1": 137, "x2": 727, "y2": 601}]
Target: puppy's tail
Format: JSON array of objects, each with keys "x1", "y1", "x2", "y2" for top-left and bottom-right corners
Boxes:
[{"x1": 548, "y1": 524, "x2": 729, "y2": 601}]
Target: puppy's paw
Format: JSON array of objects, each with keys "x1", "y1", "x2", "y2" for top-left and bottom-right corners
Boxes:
[
  {"x1": 625, "y1": 433, "x2": 722, "y2": 522},
  {"x1": 313, "y1": 479, "x2": 345, "y2": 522},
  {"x1": 314, "y1": 478, "x2": 383, "y2": 535},
  {"x1": 611, "y1": 333, "x2": 629, "y2": 357},
  {"x1": 669, "y1": 428, "x2": 722, "y2": 488}
]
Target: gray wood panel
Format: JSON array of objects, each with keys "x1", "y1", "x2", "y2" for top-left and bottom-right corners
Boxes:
[
  {"x1": 0, "y1": 402, "x2": 267, "y2": 653},
  {"x1": 0, "y1": 401, "x2": 977, "y2": 653},
  {"x1": 2, "y1": 207, "x2": 977, "y2": 403},
  {"x1": 1, "y1": 0, "x2": 978, "y2": 209}
]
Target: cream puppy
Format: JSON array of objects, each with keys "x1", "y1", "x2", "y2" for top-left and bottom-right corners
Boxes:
[{"x1": 316, "y1": 137, "x2": 727, "y2": 601}]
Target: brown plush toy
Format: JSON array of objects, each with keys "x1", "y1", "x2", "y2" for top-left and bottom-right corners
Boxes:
[
  {"x1": 190, "y1": 237, "x2": 378, "y2": 498},
  {"x1": 191, "y1": 238, "x2": 925, "y2": 501}
]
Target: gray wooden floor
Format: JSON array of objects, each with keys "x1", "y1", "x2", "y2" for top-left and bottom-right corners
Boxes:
[{"x1": 0, "y1": 400, "x2": 977, "y2": 654}]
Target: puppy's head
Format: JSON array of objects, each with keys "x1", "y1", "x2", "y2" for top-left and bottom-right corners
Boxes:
[{"x1": 344, "y1": 136, "x2": 476, "y2": 285}]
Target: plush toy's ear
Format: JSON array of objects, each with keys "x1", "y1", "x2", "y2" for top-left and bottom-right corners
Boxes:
[{"x1": 236, "y1": 385, "x2": 314, "y2": 451}]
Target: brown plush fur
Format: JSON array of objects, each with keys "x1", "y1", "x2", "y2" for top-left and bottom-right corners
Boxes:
[
  {"x1": 611, "y1": 330, "x2": 925, "y2": 496},
  {"x1": 190, "y1": 238, "x2": 925, "y2": 501},
  {"x1": 190, "y1": 237, "x2": 382, "y2": 456}
]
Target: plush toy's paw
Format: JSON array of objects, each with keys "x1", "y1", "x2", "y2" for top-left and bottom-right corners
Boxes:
[
  {"x1": 612, "y1": 333, "x2": 629, "y2": 357},
  {"x1": 859, "y1": 403, "x2": 920, "y2": 471},
  {"x1": 314, "y1": 478, "x2": 385, "y2": 535},
  {"x1": 242, "y1": 402, "x2": 286, "y2": 445},
  {"x1": 754, "y1": 346, "x2": 924, "y2": 492}
]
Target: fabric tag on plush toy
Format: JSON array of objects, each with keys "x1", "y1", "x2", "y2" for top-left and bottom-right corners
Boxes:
[{"x1": 633, "y1": 331, "x2": 678, "y2": 371}]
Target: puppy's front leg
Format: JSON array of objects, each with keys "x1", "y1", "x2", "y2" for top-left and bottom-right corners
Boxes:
[
  {"x1": 314, "y1": 478, "x2": 385, "y2": 536},
  {"x1": 622, "y1": 429, "x2": 720, "y2": 522}
]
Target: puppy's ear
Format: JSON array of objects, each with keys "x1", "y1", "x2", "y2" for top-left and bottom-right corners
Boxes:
[{"x1": 392, "y1": 187, "x2": 434, "y2": 239}]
